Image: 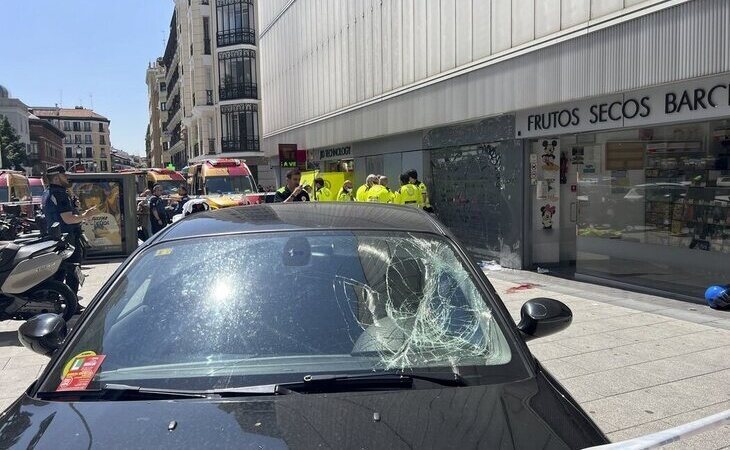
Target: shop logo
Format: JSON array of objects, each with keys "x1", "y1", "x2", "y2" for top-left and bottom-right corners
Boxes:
[{"x1": 319, "y1": 146, "x2": 351, "y2": 160}]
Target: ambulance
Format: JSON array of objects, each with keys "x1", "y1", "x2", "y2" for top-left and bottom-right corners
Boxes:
[{"x1": 186, "y1": 159, "x2": 264, "y2": 209}]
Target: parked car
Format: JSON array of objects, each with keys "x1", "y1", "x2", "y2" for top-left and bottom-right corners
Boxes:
[{"x1": 0, "y1": 203, "x2": 607, "y2": 449}]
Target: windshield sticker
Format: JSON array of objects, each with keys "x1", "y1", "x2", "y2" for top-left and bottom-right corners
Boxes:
[
  {"x1": 155, "y1": 248, "x2": 173, "y2": 256},
  {"x1": 57, "y1": 354, "x2": 106, "y2": 392},
  {"x1": 61, "y1": 350, "x2": 97, "y2": 379}
]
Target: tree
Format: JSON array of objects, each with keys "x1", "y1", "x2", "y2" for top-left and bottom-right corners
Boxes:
[{"x1": 0, "y1": 116, "x2": 28, "y2": 170}]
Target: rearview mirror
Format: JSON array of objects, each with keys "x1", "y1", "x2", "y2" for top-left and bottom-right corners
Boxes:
[
  {"x1": 18, "y1": 313, "x2": 67, "y2": 356},
  {"x1": 517, "y1": 298, "x2": 572, "y2": 342}
]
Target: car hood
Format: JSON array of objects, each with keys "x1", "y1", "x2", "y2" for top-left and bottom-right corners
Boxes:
[{"x1": 0, "y1": 373, "x2": 606, "y2": 449}]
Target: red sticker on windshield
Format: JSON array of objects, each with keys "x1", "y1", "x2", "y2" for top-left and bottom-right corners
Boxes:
[{"x1": 56, "y1": 354, "x2": 106, "y2": 392}]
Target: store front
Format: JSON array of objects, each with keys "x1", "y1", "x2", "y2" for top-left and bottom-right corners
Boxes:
[{"x1": 517, "y1": 74, "x2": 730, "y2": 299}]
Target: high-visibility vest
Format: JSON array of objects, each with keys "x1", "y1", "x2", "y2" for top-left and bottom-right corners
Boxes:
[
  {"x1": 355, "y1": 184, "x2": 369, "y2": 202},
  {"x1": 337, "y1": 188, "x2": 353, "y2": 202},
  {"x1": 396, "y1": 184, "x2": 421, "y2": 207},
  {"x1": 365, "y1": 185, "x2": 391, "y2": 203},
  {"x1": 314, "y1": 187, "x2": 332, "y2": 202},
  {"x1": 416, "y1": 182, "x2": 430, "y2": 207}
]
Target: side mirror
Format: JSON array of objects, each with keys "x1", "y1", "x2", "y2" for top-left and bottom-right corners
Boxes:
[
  {"x1": 18, "y1": 313, "x2": 67, "y2": 356},
  {"x1": 517, "y1": 298, "x2": 572, "y2": 342},
  {"x1": 49, "y1": 222, "x2": 62, "y2": 240}
]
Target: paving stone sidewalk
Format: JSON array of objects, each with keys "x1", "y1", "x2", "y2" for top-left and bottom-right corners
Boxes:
[{"x1": 0, "y1": 261, "x2": 728, "y2": 448}]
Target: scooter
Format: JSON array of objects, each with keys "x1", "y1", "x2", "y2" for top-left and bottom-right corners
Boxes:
[{"x1": 0, "y1": 223, "x2": 79, "y2": 321}]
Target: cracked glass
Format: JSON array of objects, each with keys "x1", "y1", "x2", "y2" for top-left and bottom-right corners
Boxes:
[{"x1": 41, "y1": 231, "x2": 514, "y2": 392}]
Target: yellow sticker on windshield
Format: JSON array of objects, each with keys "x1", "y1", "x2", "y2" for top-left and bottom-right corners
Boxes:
[
  {"x1": 155, "y1": 248, "x2": 173, "y2": 256},
  {"x1": 61, "y1": 351, "x2": 96, "y2": 379}
]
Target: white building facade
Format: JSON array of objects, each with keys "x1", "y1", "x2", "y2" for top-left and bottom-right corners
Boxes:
[
  {"x1": 259, "y1": 0, "x2": 730, "y2": 301},
  {"x1": 154, "y1": 0, "x2": 274, "y2": 187},
  {"x1": 0, "y1": 85, "x2": 31, "y2": 158}
]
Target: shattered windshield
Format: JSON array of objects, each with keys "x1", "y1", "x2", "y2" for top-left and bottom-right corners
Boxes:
[{"x1": 41, "y1": 231, "x2": 517, "y2": 392}]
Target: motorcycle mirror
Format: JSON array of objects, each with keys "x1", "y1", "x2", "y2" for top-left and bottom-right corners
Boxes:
[
  {"x1": 49, "y1": 222, "x2": 62, "y2": 240},
  {"x1": 18, "y1": 313, "x2": 67, "y2": 357}
]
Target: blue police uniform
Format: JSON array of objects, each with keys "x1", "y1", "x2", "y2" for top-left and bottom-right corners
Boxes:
[{"x1": 42, "y1": 184, "x2": 76, "y2": 235}]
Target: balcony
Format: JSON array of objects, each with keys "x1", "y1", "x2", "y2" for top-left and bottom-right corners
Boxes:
[
  {"x1": 219, "y1": 82, "x2": 257, "y2": 101},
  {"x1": 170, "y1": 123, "x2": 182, "y2": 147},
  {"x1": 167, "y1": 67, "x2": 180, "y2": 94},
  {"x1": 168, "y1": 95, "x2": 181, "y2": 119},
  {"x1": 206, "y1": 90, "x2": 214, "y2": 105},
  {"x1": 221, "y1": 137, "x2": 259, "y2": 153},
  {"x1": 217, "y1": 28, "x2": 255, "y2": 47}
]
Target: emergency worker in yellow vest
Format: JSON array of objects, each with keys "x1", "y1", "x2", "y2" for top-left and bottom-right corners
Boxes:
[
  {"x1": 313, "y1": 177, "x2": 332, "y2": 202},
  {"x1": 364, "y1": 178, "x2": 391, "y2": 203},
  {"x1": 378, "y1": 175, "x2": 395, "y2": 203},
  {"x1": 394, "y1": 173, "x2": 421, "y2": 207},
  {"x1": 408, "y1": 169, "x2": 432, "y2": 212},
  {"x1": 337, "y1": 180, "x2": 355, "y2": 202},
  {"x1": 356, "y1": 174, "x2": 378, "y2": 202}
]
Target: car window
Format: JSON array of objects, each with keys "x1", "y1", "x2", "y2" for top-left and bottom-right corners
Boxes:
[{"x1": 40, "y1": 231, "x2": 518, "y2": 392}]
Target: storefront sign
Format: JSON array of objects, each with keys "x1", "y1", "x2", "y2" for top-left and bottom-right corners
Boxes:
[
  {"x1": 311, "y1": 145, "x2": 352, "y2": 161},
  {"x1": 516, "y1": 74, "x2": 730, "y2": 138}
]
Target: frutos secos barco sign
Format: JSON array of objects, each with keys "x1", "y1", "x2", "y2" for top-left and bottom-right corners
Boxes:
[{"x1": 516, "y1": 74, "x2": 730, "y2": 138}]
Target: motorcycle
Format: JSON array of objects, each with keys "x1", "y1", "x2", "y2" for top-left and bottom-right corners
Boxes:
[{"x1": 0, "y1": 223, "x2": 79, "y2": 321}]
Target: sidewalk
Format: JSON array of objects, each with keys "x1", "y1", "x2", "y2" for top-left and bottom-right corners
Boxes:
[
  {"x1": 0, "y1": 262, "x2": 727, "y2": 448},
  {"x1": 486, "y1": 268, "x2": 730, "y2": 449}
]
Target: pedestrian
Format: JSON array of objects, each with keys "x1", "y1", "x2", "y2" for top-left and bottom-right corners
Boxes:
[
  {"x1": 313, "y1": 176, "x2": 332, "y2": 202},
  {"x1": 394, "y1": 173, "x2": 421, "y2": 207},
  {"x1": 41, "y1": 165, "x2": 94, "y2": 292},
  {"x1": 356, "y1": 174, "x2": 378, "y2": 202},
  {"x1": 137, "y1": 189, "x2": 151, "y2": 241},
  {"x1": 172, "y1": 185, "x2": 190, "y2": 216},
  {"x1": 274, "y1": 169, "x2": 311, "y2": 202},
  {"x1": 337, "y1": 180, "x2": 355, "y2": 202},
  {"x1": 149, "y1": 184, "x2": 169, "y2": 234},
  {"x1": 378, "y1": 175, "x2": 395, "y2": 203},
  {"x1": 408, "y1": 169, "x2": 433, "y2": 212},
  {"x1": 257, "y1": 184, "x2": 264, "y2": 192}
]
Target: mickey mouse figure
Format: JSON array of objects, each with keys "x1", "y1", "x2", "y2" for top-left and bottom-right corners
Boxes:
[
  {"x1": 541, "y1": 140, "x2": 559, "y2": 171},
  {"x1": 540, "y1": 204, "x2": 556, "y2": 229}
]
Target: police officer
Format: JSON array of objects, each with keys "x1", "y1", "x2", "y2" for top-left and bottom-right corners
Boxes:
[
  {"x1": 42, "y1": 165, "x2": 94, "y2": 292},
  {"x1": 313, "y1": 177, "x2": 332, "y2": 202},
  {"x1": 274, "y1": 169, "x2": 310, "y2": 202},
  {"x1": 172, "y1": 185, "x2": 190, "y2": 216},
  {"x1": 149, "y1": 184, "x2": 169, "y2": 234},
  {"x1": 394, "y1": 173, "x2": 421, "y2": 207},
  {"x1": 407, "y1": 169, "x2": 432, "y2": 212}
]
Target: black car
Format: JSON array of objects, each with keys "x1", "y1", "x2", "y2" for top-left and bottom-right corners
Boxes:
[{"x1": 0, "y1": 203, "x2": 608, "y2": 449}]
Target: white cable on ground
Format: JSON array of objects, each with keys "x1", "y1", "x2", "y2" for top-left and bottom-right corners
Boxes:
[{"x1": 586, "y1": 409, "x2": 730, "y2": 449}]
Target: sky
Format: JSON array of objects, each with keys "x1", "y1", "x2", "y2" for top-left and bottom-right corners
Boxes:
[{"x1": 0, "y1": 0, "x2": 175, "y2": 156}]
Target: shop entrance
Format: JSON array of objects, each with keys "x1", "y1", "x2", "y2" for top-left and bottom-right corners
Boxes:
[{"x1": 530, "y1": 138, "x2": 586, "y2": 273}]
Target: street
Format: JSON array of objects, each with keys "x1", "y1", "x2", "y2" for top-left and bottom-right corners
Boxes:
[{"x1": 0, "y1": 261, "x2": 726, "y2": 448}]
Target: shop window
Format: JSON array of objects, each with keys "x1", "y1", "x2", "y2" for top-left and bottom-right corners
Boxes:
[{"x1": 574, "y1": 121, "x2": 730, "y2": 296}]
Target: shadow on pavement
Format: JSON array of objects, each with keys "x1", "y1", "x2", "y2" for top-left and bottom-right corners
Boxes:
[{"x1": 0, "y1": 330, "x2": 21, "y2": 347}]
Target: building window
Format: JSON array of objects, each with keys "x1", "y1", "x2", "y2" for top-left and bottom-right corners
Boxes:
[
  {"x1": 160, "y1": 102, "x2": 167, "y2": 111},
  {"x1": 65, "y1": 147, "x2": 73, "y2": 158},
  {"x1": 73, "y1": 122, "x2": 81, "y2": 131},
  {"x1": 74, "y1": 135, "x2": 82, "y2": 144},
  {"x1": 85, "y1": 135, "x2": 93, "y2": 144},
  {"x1": 203, "y1": 16, "x2": 211, "y2": 55},
  {"x1": 100, "y1": 135, "x2": 106, "y2": 145},
  {"x1": 216, "y1": 0, "x2": 255, "y2": 47},
  {"x1": 160, "y1": 82, "x2": 167, "y2": 92},
  {"x1": 218, "y1": 49, "x2": 257, "y2": 100},
  {"x1": 30, "y1": 143, "x2": 39, "y2": 155},
  {"x1": 85, "y1": 147, "x2": 93, "y2": 158},
  {"x1": 63, "y1": 121, "x2": 71, "y2": 131},
  {"x1": 98, "y1": 123, "x2": 104, "y2": 132},
  {"x1": 220, "y1": 103, "x2": 259, "y2": 152},
  {"x1": 101, "y1": 160, "x2": 108, "y2": 172},
  {"x1": 83, "y1": 122, "x2": 91, "y2": 131},
  {"x1": 64, "y1": 135, "x2": 73, "y2": 144}
]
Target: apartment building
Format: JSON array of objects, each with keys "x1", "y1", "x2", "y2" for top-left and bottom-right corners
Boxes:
[
  {"x1": 28, "y1": 114, "x2": 65, "y2": 175},
  {"x1": 153, "y1": 0, "x2": 273, "y2": 186},
  {"x1": 146, "y1": 58, "x2": 169, "y2": 168},
  {"x1": 259, "y1": 0, "x2": 730, "y2": 301},
  {"x1": 32, "y1": 106, "x2": 112, "y2": 172},
  {"x1": 0, "y1": 85, "x2": 31, "y2": 159}
]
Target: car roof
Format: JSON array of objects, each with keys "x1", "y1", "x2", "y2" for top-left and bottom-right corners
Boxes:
[{"x1": 155, "y1": 203, "x2": 445, "y2": 242}]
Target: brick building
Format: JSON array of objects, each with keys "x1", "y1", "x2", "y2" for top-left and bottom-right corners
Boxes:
[{"x1": 28, "y1": 114, "x2": 65, "y2": 175}]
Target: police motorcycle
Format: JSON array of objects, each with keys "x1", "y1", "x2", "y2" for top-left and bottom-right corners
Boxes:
[{"x1": 0, "y1": 223, "x2": 79, "y2": 322}]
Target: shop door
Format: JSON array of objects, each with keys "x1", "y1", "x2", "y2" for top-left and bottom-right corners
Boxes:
[{"x1": 530, "y1": 139, "x2": 578, "y2": 269}]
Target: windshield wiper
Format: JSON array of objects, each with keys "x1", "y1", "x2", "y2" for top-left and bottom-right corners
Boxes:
[
  {"x1": 38, "y1": 372, "x2": 466, "y2": 401},
  {"x1": 212, "y1": 371, "x2": 467, "y2": 396}
]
